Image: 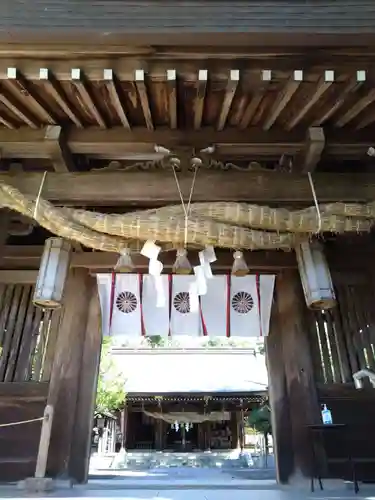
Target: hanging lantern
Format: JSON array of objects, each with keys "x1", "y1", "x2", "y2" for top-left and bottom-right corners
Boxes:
[
  {"x1": 231, "y1": 251, "x2": 249, "y2": 276},
  {"x1": 173, "y1": 248, "x2": 192, "y2": 274},
  {"x1": 115, "y1": 248, "x2": 134, "y2": 273},
  {"x1": 295, "y1": 239, "x2": 336, "y2": 310},
  {"x1": 33, "y1": 237, "x2": 72, "y2": 309}
]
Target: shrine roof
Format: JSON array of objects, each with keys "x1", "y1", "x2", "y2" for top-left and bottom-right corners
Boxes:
[{"x1": 110, "y1": 349, "x2": 268, "y2": 395}]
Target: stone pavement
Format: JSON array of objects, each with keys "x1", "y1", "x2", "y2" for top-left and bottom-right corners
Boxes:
[{"x1": 1, "y1": 485, "x2": 375, "y2": 500}]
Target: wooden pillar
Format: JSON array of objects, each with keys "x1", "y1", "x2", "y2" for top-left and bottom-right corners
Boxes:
[
  {"x1": 206, "y1": 421, "x2": 211, "y2": 450},
  {"x1": 239, "y1": 408, "x2": 245, "y2": 451},
  {"x1": 155, "y1": 419, "x2": 163, "y2": 451},
  {"x1": 265, "y1": 299, "x2": 293, "y2": 483},
  {"x1": 69, "y1": 276, "x2": 102, "y2": 482},
  {"x1": 230, "y1": 411, "x2": 239, "y2": 449},
  {"x1": 270, "y1": 270, "x2": 320, "y2": 479},
  {"x1": 120, "y1": 405, "x2": 128, "y2": 450},
  {"x1": 46, "y1": 268, "x2": 101, "y2": 482}
]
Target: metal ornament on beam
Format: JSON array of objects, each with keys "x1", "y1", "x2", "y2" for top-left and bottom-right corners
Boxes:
[
  {"x1": 295, "y1": 239, "x2": 336, "y2": 310},
  {"x1": 33, "y1": 237, "x2": 72, "y2": 309}
]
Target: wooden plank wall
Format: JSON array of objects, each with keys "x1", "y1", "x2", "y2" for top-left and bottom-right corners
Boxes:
[
  {"x1": 0, "y1": 382, "x2": 48, "y2": 481},
  {"x1": 0, "y1": 284, "x2": 60, "y2": 481},
  {"x1": 307, "y1": 270, "x2": 375, "y2": 385},
  {"x1": 0, "y1": 284, "x2": 60, "y2": 383},
  {"x1": 306, "y1": 241, "x2": 375, "y2": 481}
]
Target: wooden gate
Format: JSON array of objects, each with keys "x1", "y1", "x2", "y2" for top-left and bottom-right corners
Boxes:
[{"x1": 0, "y1": 279, "x2": 60, "y2": 481}]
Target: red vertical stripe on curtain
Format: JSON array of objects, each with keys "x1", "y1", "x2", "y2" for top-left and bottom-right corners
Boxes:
[
  {"x1": 199, "y1": 297, "x2": 208, "y2": 336},
  {"x1": 109, "y1": 272, "x2": 116, "y2": 335},
  {"x1": 226, "y1": 273, "x2": 231, "y2": 338},
  {"x1": 168, "y1": 274, "x2": 173, "y2": 337},
  {"x1": 256, "y1": 274, "x2": 263, "y2": 337},
  {"x1": 139, "y1": 273, "x2": 145, "y2": 336}
]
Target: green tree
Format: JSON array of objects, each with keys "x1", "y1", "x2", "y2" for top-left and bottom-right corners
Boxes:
[
  {"x1": 247, "y1": 404, "x2": 271, "y2": 459},
  {"x1": 95, "y1": 338, "x2": 126, "y2": 415}
]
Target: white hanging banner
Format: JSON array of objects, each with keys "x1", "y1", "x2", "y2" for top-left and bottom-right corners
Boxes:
[
  {"x1": 108, "y1": 274, "x2": 142, "y2": 337},
  {"x1": 170, "y1": 275, "x2": 201, "y2": 337},
  {"x1": 200, "y1": 276, "x2": 228, "y2": 337},
  {"x1": 230, "y1": 276, "x2": 261, "y2": 338},
  {"x1": 260, "y1": 275, "x2": 275, "y2": 337},
  {"x1": 97, "y1": 274, "x2": 112, "y2": 337},
  {"x1": 142, "y1": 275, "x2": 170, "y2": 338}
]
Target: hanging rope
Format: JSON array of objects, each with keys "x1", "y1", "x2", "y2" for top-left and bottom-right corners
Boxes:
[
  {"x1": 33, "y1": 171, "x2": 48, "y2": 220},
  {"x1": 308, "y1": 172, "x2": 322, "y2": 234},
  {"x1": 171, "y1": 161, "x2": 199, "y2": 246},
  {"x1": 0, "y1": 416, "x2": 44, "y2": 428}
]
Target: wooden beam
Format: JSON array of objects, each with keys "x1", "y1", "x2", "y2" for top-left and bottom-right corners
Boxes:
[
  {"x1": 103, "y1": 69, "x2": 130, "y2": 129},
  {"x1": 135, "y1": 70, "x2": 154, "y2": 130},
  {"x1": 194, "y1": 69, "x2": 207, "y2": 130},
  {"x1": 0, "y1": 270, "x2": 37, "y2": 284},
  {"x1": 286, "y1": 71, "x2": 335, "y2": 130},
  {"x1": 336, "y1": 80, "x2": 375, "y2": 128},
  {"x1": 264, "y1": 70, "x2": 303, "y2": 130},
  {"x1": 71, "y1": 69, "x2": 106, "y2": 128},
  {"x1": 239, "y1": 70, "x2": 271, "y2": 129},
  {"x1": 313, "y1": 71, "x2": 366, "y2": 126},
  {"x1": 5, "y1": 67, "x2": 56, "y2": 125},
  {"x1": 1, "y1": 170, "x2": 375, "y2": 205},
  {"x1": 0, "y1": 125, "x2": 372, "y2": 161},
  {"x1": 0, "y1": 247, "x2": 297, "y2": 271},
  {"x1": 167, "y1": 69, "x2": 177, "y2": 130},
  {"x1": 44, "y1": 125, "x2": 75, "y2": 172},
  {"x1": 295, "y1": 127, "x2": 325, "y2": 173},
  {"x1": 217, "y1": 69, "x2": 239, "y2": 131},
  {"x1": 39, "y1": 68, "x2": 83, "y2": 128}
]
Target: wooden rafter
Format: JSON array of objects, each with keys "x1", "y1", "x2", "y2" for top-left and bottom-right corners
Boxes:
[
  {"x1": 5, "y1": 67, "x2": 55, "y2": 125},
  {"x1": 239, "y1": 70, "x2": 271, "y2": 129},
  {"x1": 2, "y1": 170, "x2": 375, "y2": 205},
  {"x1": 194, "y1": 69, "x2": 207, "y2": 130},
  {"x1": 294, "y1": 127, "x2": 325, "y2": 173},
  {"x1": 264, "y1": 70, "x2": 303, "y2": 131},
  {"x1": 44, "y1": 125, "x2": 75, "y2": 172},
  {"x1": 356, "y1": 110, "x2": 375, "y2": 130},
  {"x1": 0, "y1": 87, "x2": 38, "y2": 128},
  {"x1": 336, "y1": 85, "x2": 375, "y2": 128},
  {"x1": 286, "y1": 71, "x2": 334, "y2": 131},
  {"x1": 313, "y1": 71, "x2": 366, "y2": 126},
  {"x1": 167, "y1": 69, "x2": 177, "y2": 130},
  {"x1": 0, "y1": 113, "x2": 16, "y2": 129},
  {"x1": 103, "y1": 69, "x2": 130, "y2": 129},
  {"x1": 217, "y1": 70, "x2": 239, "y2": 131},
  {"x1": 135, "y1": 70, "x2": 153, "y2": 130},
  {"x1": 71, "y1": 69, "x2": 106, "y2": 128},
  {"x1": 39, "y1": 68, "x2": 83, "y2": 128}
]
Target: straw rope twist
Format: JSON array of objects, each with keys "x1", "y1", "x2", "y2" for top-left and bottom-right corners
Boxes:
[{"x1": 0, "y1": 181, "x2": 374, "y2": 253}]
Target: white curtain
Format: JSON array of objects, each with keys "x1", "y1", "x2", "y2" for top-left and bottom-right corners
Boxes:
[
  {"x1": 200, "y1": 275, "x2": 228, "y2": 337},
  {"x1": 170, "y1": 275, "x2": 201, "y2": 337},
  {"x1": 142, "y1": 275, "x2": 170, "y2": 338}
]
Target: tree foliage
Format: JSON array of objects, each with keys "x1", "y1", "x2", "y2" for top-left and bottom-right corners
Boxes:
[
  {"x1": 247, "y1": 405, "x2": 271, "y2": 436},
  {"x1": 95, "y1": 338, "x2": 126, "y2": 416}
]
